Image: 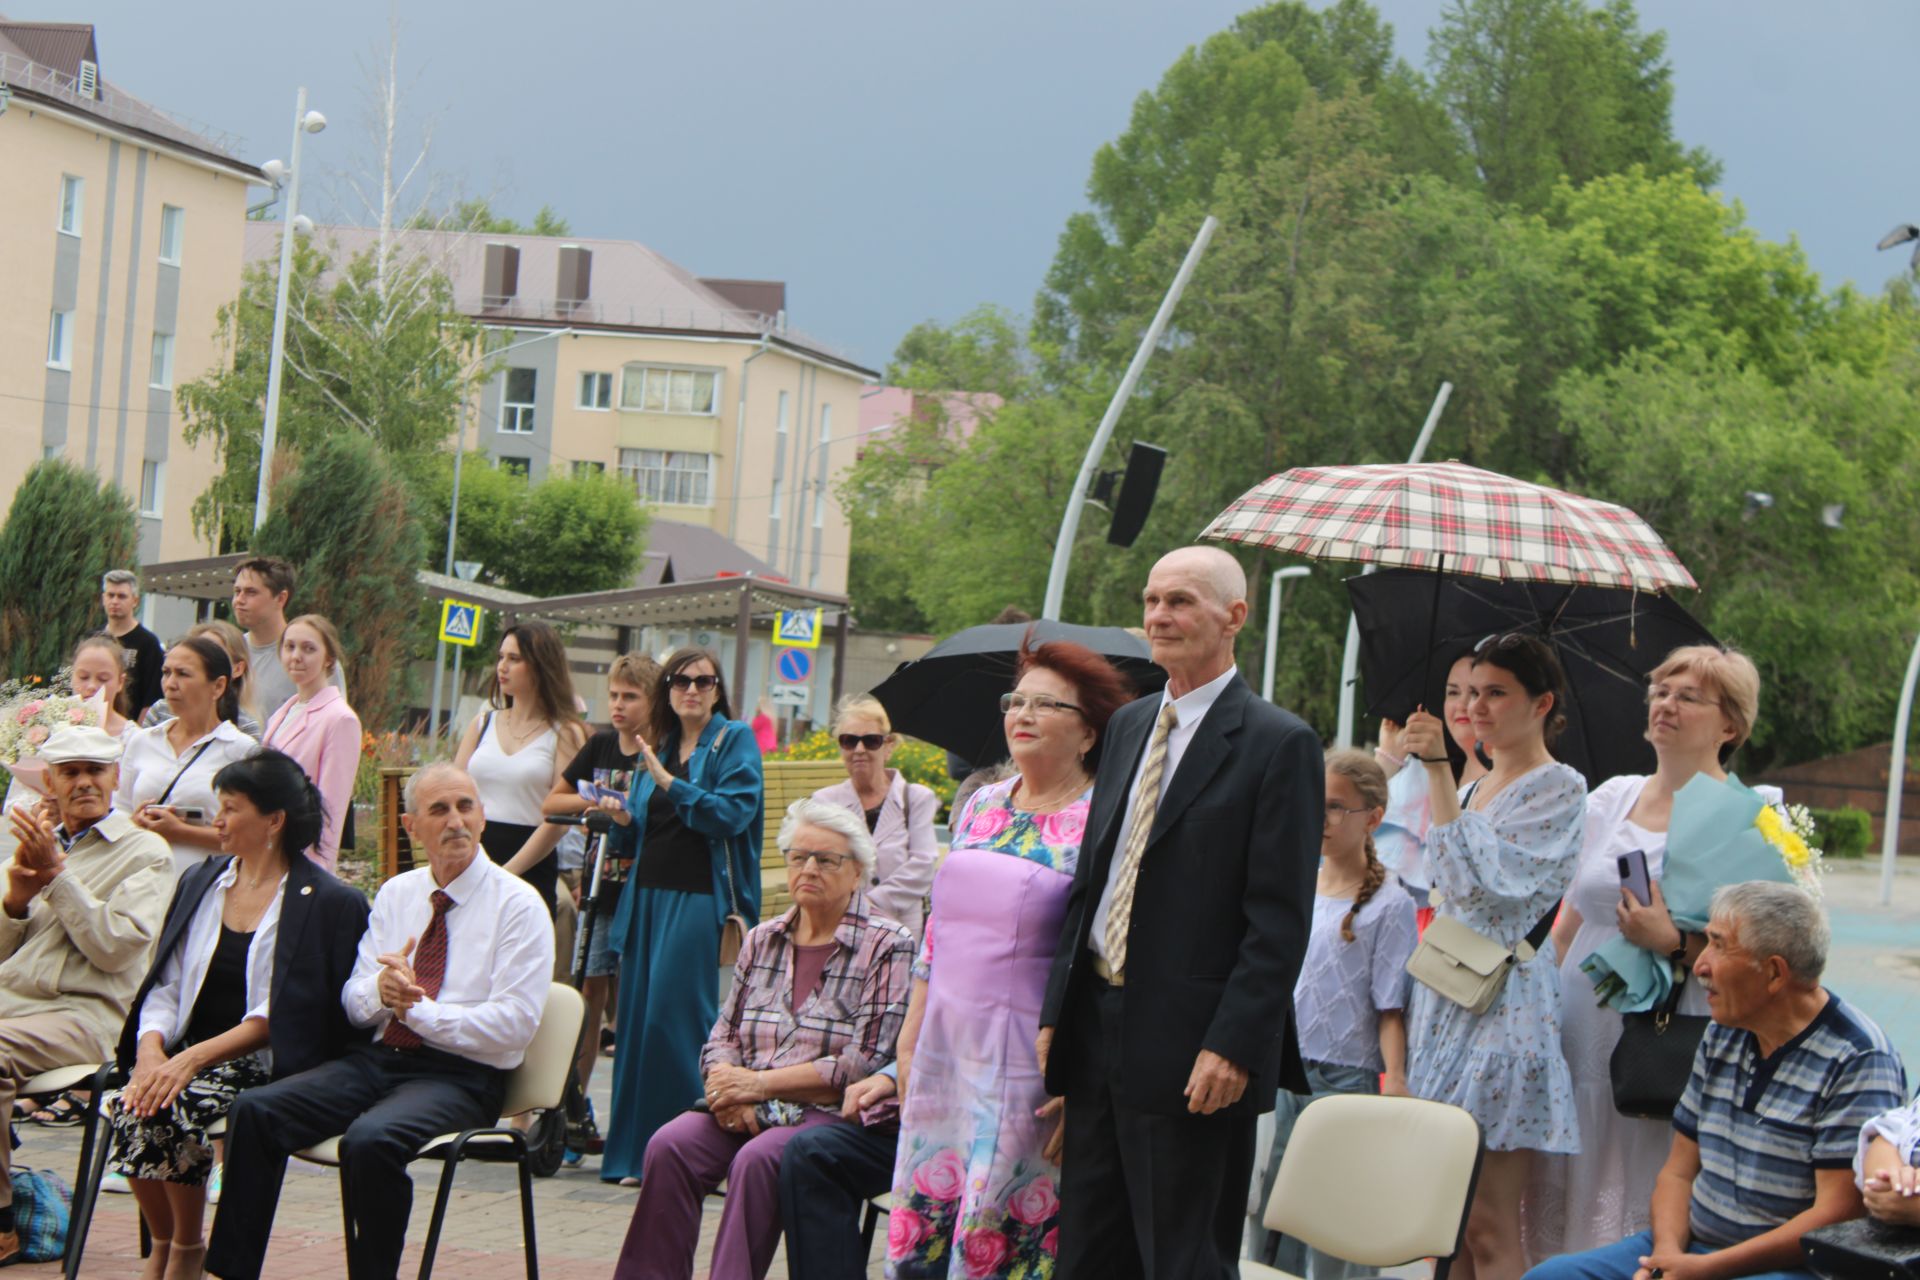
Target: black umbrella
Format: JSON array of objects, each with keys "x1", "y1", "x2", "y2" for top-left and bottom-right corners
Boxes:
[
  {"x1": 872, "y1": 621, "x2": 1166, "y2": 766},
  {"x1": 1345, "y1": 570, "x2": 1719, "y2": 787}
]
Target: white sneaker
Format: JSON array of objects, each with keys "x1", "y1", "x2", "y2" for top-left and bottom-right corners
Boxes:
[
  {"x1": 101, "y1": 1172, "x2": 131, "y2": 1195},
  {"x1": 208, "y1": 1163, "x2": 222, "y2": 1203}
]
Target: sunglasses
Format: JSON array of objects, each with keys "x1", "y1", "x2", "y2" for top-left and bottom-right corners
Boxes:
[
  {"x1": 1474, "y1": 632, "x2": 1530, "y2": 655},
  {"x1": 667, "y1": 673, "x2": 719, "y2": 692},
  {"x1": 839, "y1": 733, "x2": 887, "y2": 751}
]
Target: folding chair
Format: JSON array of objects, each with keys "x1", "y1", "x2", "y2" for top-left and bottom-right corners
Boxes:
[
  {"x1": 1245, "y1": 1093, "x2": 1483, "y2": 1280},
  {"x1": 15, "y1": 1061, "x2": 114, "y2": 1280},
  {"x1": 293, "y1": 982, "x2": 584, "y2": 1280}
]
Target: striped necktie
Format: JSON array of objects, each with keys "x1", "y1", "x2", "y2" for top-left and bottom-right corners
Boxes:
[
  {"x1": 1103, "y1": 702, "x2": 1180, "y2": 980},
  {"x1": 382, "y1": 890, "x2": 454, "y2": 1050}
]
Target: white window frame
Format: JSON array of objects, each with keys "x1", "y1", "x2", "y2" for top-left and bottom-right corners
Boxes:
[
  {"x1": 139, "y1": 460, "x2": 165, "y2": 517},
  {"x1": 616, "y1": 365, "x2": 720, "y2": 417},
  {"x1": 149, "y1": 332, "x2": 175, "y2": 389},
  {"x1": 47, "y1": 310, "x2": 74, "y2": 369},
  {"x1": 618, "y1": 449, "x2": 713, "y2": 507},
  {"x1": 777, "y1": 389, "x2": 790, "y2": 436},
  {"x1": 577, "y1": 371, "x2": 613, "y2": 411},
  {"x1": 770, "y1": 476, "x2": 783, "y2": 520},
  {"x1": 158, "y1": 205, "x2": 185, "y2": 265},
  {"x1": 819, "y1": 403, "x2": 832, "y2": 444},
  {"x1": 812, "y1": 489, "x2": 827, "y2": 530},
  {"x1": 57, "y1": 175, "x2": 83, "y2": 236},
  {"x1": 499, "y1": 367, "x2": 537, "y2": 434}
]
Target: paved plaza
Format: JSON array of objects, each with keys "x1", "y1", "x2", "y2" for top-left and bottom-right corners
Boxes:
[{"x1": 13, "y1": 858, "x2": 1920, "y2": 1278}]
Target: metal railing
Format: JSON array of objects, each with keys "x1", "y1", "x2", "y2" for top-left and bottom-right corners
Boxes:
[{"x1": 0, "y1": 50, "x2": 246, "y2": 158}]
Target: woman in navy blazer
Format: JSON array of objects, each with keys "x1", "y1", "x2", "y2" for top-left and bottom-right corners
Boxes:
[
  {"x1": 103, "y1": 749, "x2": 369, "y2": 1278},
  {"x1": 259, "y1": 614, "x2": 362, "y2": 873}
]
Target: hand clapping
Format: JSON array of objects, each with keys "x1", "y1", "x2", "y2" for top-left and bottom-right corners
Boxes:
[{"x1": 376, "y1": 936, "x2": 426, "y2": 1020}]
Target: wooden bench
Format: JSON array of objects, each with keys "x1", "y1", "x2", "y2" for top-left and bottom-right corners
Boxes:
[{"x1": 758, "y1": 761, "x2": 849, "y2": 920}]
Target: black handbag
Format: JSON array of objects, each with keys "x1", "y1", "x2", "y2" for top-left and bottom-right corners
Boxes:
[
  {"x1": 1802, "y1": 1217, "x2": 1920, "y2": 1280},
  {"x1": 1609, "y1": 962, "x2": 1710, "y2": 1119}
]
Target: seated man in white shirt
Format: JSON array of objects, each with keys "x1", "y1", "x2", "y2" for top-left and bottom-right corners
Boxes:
[{"x1": 205, "y1": 762, "x2": 553, "y2": 1280}]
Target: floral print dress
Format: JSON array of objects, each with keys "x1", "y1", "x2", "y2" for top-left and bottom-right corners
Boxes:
[
  {"x1": 887, "y1": 775, "x2": 1089, "y2": 1279},
  {"x1": 1406, "y1": 761, "x2": 1586, "y2": 1154}
]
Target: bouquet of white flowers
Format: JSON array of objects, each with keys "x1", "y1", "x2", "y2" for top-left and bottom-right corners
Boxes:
[{"x1": 0, "y1": 670, "x2": 103, "y2": 791}]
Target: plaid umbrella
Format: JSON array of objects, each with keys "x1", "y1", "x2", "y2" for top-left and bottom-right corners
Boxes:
[{"x1": 1201, "y1": 461, "x2": 1696, "y2": 591}]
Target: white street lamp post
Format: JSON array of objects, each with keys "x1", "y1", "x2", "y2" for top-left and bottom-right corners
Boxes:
[
  {"x1": 1262, "y1": 566, "x2": 1312, "y2": 702},
  {"x1": 253, "y1": 87, "x2": 326, "y2": 532},
  {"x1": 1879, "y1": 631, "x2": 1920, "y2": 905}
]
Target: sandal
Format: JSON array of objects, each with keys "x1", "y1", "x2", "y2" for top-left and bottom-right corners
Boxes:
[
  {"x1": 28, "y1": 1093, "x2": 84, "y2": 1126},
  {"x1": 9, "y1": 1099, "x2": 35, "y2": 1122}
]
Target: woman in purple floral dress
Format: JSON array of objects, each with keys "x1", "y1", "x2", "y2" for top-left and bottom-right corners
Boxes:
[{"x1": 887, "y1": 639, "x2": 1135, "y2": 1279}]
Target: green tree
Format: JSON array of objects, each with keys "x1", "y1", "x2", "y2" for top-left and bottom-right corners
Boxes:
[
  {"x1": 420, "y1": 455, "x2": 648, "y2": 598},
  {"x1": 178, "y1": 234, "x2": 480, "y2": 548},
  {"x1": 888, "y1": 305, "x2": 1034, "y2": 397},
  {"x1": 253, "y1": 433, "x2": 427, "y2": 731},
  {"x1": 434, "y1": 198, "x2": 573, "y2": 236},
  {"x1": 1430, "y1": 0, "x2": 1720, "y2": 212},
  {"x1": 0, "y1": 460, "x2": 139, "y2": 679}
]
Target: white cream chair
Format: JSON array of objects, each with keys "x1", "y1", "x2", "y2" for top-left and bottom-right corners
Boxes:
[
  {"x1": 1246, "y1": 1093, "x2": 1483, "y2": 1280},
  {"x1": 294, "y1": 981, "x2": 585, "y2": 1280}
]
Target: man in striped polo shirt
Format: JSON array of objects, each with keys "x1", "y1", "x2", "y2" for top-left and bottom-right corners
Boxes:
[{"x1": 1525, "y1": 881, "x2": 1907, "y2": 1280}]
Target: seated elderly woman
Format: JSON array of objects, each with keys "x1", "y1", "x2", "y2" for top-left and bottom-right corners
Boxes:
[{"x1": 611, "y1": 797, "x2": 916, "y2": 1280}]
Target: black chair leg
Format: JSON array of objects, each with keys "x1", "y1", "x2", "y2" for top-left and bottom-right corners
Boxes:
[
  {"x1": 63, "y1": 1070, "x2": 114, "y2": 1280},
  {"x1": 860, "y1": 1199, "x2": 882, "y2": 1261},
  {"x1": 416, "y1": 1150, "x2": 464, "y2": 1280},
  {"x1": 517, "y1": 1147, "x2": 539, "y2": 1280},
  {"x1": 337, "y1": 1162, "x2": 357, "y2": 1274}
]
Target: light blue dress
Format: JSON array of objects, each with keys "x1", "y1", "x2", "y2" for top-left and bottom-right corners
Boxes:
[{"x1": 1407, "y1": 761, "x2": 1585, "y2": 1154}]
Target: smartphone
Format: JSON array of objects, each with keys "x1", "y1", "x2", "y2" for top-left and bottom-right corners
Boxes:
[
  {"x1": 1617, "y1": 848, "x2": 1652, "y2": 906},
  {"x1": 157, "y1": 804, "x2": 209, "y2": 825}
]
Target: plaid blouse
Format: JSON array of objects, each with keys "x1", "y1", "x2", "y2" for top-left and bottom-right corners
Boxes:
[{"x1": 703, "y1": 891, "x2": 915, "y2": 1095}]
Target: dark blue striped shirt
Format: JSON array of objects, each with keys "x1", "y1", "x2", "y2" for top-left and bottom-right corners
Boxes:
[{"x1": 1674, "y1": 993, "x2": 1907, "y2": 1248}]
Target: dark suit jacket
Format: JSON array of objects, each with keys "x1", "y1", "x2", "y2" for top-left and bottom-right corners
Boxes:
[
  {"x1": 115, "y1": 852, "x2": 371, "y2": 1080},
  {"x1": 1040, "y1": 671, "x2": 1323, "y2": 1118}
]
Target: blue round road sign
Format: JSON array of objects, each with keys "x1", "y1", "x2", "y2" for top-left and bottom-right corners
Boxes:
[{"x1": 777, "y1": 649, "x2": 812, "y2": 683}]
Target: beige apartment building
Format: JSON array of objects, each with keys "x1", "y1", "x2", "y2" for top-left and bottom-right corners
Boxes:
[
  {"x1": 245, "y1": 225, "x2": 879, "y2": 596},
  {"x1": 0, "y1": 21, "x2": 261, "y2": 574}
]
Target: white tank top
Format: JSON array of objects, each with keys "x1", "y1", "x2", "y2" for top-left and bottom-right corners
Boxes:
[{"x1": 466, "y1": 713, "x2": 557, "y2": 826}]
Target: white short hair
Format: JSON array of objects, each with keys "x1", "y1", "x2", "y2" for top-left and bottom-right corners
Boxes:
[
  {"x1": 778, "y1": 798, "x2": 876, "y2": 878},
  {"x1": 405, "y1": 761, "x2": 476, "y2": 813},
  {"x1": 1710, "y1": 881, "x2": 1828, "y2": 984}
]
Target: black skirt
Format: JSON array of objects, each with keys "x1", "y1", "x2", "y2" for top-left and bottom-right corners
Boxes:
[{"x1": 480, "y1": 821, "x2": 558, "y2": 915}]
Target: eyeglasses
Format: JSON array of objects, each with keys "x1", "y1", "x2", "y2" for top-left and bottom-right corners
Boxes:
[
  {"x1": 999, "y1": 693, "x2": 1082, "y2": 717},
  {"x1": 1474, "y1": 632, "x2": 1530, "y2": 656},
  {"x1": 1645, "y1": 685, "x2": 1721, "y2": 711},
  {"x1": 667, "y1": 673, "x2": 719, "y2": 692},
  {"x1": 838, "y1": 733, "x2": 888, "y2": 751},
  {"x1": 1325, "y1": 802, "x2": 1371, "y2": 826},
  {"x1": 785, "y1": 849, "x2": 851, "y2": 872}
]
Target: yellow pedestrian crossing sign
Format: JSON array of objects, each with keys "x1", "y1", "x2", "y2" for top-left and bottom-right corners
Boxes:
[
  {"x1": 439, "y1": 600, "x2": 481, "y2": 647},
  {"x1": 773, "y1": 608, "x2": 821, "y2": 649}
]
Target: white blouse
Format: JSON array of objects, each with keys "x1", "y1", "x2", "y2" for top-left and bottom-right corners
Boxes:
[
  {"x1": 136, "y1": 861, "x2": 286, "y2": 1063},
  {"x1": 114, "y1": 720, "x2": 255, "y2": 874}
]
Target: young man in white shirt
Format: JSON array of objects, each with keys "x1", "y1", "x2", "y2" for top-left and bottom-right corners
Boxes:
[{"x1": 205, "y1": 763, "x2": 553, "y2": 1280}]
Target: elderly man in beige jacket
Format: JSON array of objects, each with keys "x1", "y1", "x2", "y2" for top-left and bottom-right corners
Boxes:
[{"x1": 0, "y1": 725, "x2": 171, "y2": 1263}]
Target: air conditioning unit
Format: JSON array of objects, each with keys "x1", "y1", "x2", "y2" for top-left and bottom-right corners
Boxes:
[{"x1": 77, "y1": 60, "x2": 98, "y2": 99}]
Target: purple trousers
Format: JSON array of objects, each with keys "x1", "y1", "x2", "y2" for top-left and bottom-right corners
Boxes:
[{"x1": 614, "y1": 1107, "x2": 838, "y2": 1279}]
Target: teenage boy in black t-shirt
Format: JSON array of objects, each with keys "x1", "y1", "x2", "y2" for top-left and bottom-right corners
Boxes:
[{"x1": 543, "y1": 653, "x2": 658, "y2": 1118}]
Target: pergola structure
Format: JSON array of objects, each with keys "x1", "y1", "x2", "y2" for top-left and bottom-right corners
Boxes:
[
  {"x1": 502, "y1": 575, "x2": 851, "y2": 708},
  {"x1": 140, "y1": 554, "x2": 537, "y2": 611}
]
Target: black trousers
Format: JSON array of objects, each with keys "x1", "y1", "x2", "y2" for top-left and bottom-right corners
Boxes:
[
  {"x1": 206, "y1": 1042, "x2": 506, "y2": 1280},
  {"x1": 777, "y1": 1117, "x2": 897, "y2": 1280},
  {"x1": 1055, "y1": 976, "x2": 1256, "y2": 1280}
]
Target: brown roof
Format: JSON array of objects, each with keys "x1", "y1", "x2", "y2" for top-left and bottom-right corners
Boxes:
[
  {"x1": 243, "y1": 223, "x2": 877, "y2": 378},
  {"x1": 637, "y1": 519, "x2": 782, "y2": 586},
  {"x1": 699, "y1": 278, "x2": 787, "y2": 318},
  {"x1": 0, "y1": 17, "x2": 257, "y2": 174}
]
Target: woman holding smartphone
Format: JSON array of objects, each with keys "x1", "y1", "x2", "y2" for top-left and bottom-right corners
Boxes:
[
  {"x1": 1524, "y1": 646, "x2": 1772, "y2": 1263},
  {"x1": 118, "y1": 637, "x2": 257, "y2": 878}
]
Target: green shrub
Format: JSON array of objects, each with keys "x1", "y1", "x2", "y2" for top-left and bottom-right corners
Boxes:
[
  {"x1": 1811, "y1": 806, "x2": 1873, "y2": 859},
  {"x1": 0, "y1": 460, "x2": 138, "y2": 679}
]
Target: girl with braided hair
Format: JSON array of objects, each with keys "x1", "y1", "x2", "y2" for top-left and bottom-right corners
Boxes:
[{"x1": 1244, "y1": 749, "x2": 1419, "y2": 1275}]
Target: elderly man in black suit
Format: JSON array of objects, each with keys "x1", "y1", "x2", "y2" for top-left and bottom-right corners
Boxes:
[{"x1": 1038, "y1": 544, "x2": 1324, "y2": 1279}]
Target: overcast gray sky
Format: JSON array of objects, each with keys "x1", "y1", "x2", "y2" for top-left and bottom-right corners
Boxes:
[{"x1": 38, "y1": 0, "x2": 1918, "y2": 370}]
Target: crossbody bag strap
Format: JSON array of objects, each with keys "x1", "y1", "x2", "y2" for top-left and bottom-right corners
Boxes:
[
  {"x1": 706, "y1": 724, "x2": 740, "y2": 916},
  {"x1": 155, "y1": 739, "x2": 215, "y2": 808}
]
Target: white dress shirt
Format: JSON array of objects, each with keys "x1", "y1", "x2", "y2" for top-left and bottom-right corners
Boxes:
[
  {"x1": 341, "y1": 853, "x2": 554, "y2": 1071},
  {"x1": 1088, "y1": 665, "x2": 1239, "y2": 965},
  {"x1": 137, "y1": 862, "x2": 285, "y2": 1059}
]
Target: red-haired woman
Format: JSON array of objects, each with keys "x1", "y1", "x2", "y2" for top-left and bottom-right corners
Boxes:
[{"x1": 885, "y1": 636, "x2": 1134, "y2": 1278}]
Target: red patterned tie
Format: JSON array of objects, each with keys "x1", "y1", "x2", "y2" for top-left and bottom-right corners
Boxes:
[{"x1": 382, "y1": 890, "x2": 454, "y2": 1050}]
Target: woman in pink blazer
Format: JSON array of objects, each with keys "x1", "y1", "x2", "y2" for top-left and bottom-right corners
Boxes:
[
  {"x1": 810, "y1": 693, "x2": 939, "y2": 938},
  {"x1": 260, "y1": 614, "x2": 362, "y2": 872}
]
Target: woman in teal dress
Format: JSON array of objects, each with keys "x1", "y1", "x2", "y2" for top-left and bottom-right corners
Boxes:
[{"x1": 600, "y1": 648, "x2": 764, "y2": 1185}]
